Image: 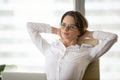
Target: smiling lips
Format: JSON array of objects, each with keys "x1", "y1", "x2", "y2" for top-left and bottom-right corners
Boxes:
[{"x1": 63, "y1": 32, "x2": 69, "y2": 35}]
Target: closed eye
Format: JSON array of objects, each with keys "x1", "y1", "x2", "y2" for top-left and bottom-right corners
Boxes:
[{"x1": 61, "y1": 23, "x2": 66, "y2": 28}]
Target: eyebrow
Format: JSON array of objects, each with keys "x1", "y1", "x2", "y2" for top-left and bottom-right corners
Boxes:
[{"x1": 62, "y1": 22, "x2": 75, "y2": 25}]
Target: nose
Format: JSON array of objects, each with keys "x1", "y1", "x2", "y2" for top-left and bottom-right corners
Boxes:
[{"x1": 64, "y1": 26, "x2": 69, "y2": 31}]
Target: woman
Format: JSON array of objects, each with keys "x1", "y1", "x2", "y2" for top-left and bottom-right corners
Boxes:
[{"x1": 27, "y1": 11, "x2": 117, "y2": 80}]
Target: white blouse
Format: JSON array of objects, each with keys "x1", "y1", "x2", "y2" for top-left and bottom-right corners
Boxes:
[{"x1": 27, "y1": 22, "x2": 117, "y2": 80}]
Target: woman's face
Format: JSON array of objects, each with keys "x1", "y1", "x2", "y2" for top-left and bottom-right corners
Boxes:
[{"x1": 60, "y1": 15, "x2": 80, "y2": 40}]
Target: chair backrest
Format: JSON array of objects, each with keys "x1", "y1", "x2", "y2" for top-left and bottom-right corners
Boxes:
[{"x1": 82, "y1": 60, "x2": 100, "y2": 80}]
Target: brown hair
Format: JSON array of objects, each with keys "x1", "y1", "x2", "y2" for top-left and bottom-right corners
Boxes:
[{"x1": 61, "y1": 10, "x2": 88, "y2": 36}]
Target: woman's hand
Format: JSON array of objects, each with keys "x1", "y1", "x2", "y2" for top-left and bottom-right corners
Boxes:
[
  {"x1": 78, "y1": 30, "x2": 99, "y2": 46},
  {"x1": 52, "y1": 27, "x2": 61, "y2": 36},
  {"x1": 79, "y1": 30, "x2": 93, "y2": 40}
]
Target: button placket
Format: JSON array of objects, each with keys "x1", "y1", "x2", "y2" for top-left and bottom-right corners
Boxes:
[{"x1": 56, "y1": 49, "x2": 66, "y2": 80}]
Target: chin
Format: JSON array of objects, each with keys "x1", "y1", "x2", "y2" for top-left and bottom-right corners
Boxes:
[
  {"x1": 61, "y1": 34, "x2": 70, "y2": 39},
  {"x1": 62, "y1": 36, "x2": 70, "y2": 40}
]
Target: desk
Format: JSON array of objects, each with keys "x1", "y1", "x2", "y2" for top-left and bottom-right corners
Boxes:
[{"x1": 1, "y1": 65, "x2": 46, "y2": 80}]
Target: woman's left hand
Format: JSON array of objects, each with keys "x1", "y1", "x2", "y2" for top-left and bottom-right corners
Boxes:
[
  {"x1": 78, "y1": 30, "x2": 99, "y2": 46},
  {"x1": 78, "y1": 30, "x2": 93, "y2": 40}
]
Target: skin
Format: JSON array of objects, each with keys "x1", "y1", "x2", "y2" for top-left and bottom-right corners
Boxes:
[
  {"x1": 52, "y1": 15, "x2": 98, "y2": 47},
  {"x1": 60, "y1": 15, "x2": 80, "y2": 47}
]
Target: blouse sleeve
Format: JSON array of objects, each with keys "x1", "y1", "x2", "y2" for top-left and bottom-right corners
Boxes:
[
  {"x1": 89, "y1": 31, "x2": 118, "y2": 61},
  {"x1": 27, "y1": 22, "x2": 52, "y2": 54}
]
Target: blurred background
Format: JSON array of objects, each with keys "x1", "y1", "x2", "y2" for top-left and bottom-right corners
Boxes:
[{"x1": 0, "y1": 0, "x2": 119, "y2": 80}]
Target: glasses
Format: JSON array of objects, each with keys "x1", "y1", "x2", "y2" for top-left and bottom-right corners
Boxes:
[{"x1": 60, "y1": 23, "x2": 77, "y2": 30}]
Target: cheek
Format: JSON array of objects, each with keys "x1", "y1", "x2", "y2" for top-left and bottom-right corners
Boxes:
[
  {"x1": 72, "y1": 30, "x2": 80, "y2": 36},
  {"x1": 60, "y1": 29, "x2": 63, "y2": 35},
  {"x1": 72, "y1": 34, "x2": 79, "y2": 38},
  {"x1": 60, "y1": 29, "x2": 65, "y2": 37},
  {"x1": 70, "y1": 31, "x2": 80, "y2": 38}
]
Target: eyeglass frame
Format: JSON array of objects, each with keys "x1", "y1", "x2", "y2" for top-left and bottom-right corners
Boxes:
[{"x1": 60, "y1": 22, "x2": 77, "y2": 30}]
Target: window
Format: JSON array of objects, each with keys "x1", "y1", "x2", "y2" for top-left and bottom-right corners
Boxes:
[
  {"x1": 0, "y1": 0, "x2": 74, "y2": 67},
  {"x1": 85, "y1": 0, "x2": 120, "y2": 80}
]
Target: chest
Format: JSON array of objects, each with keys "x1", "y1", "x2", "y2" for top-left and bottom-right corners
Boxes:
[{"x1": 45, "y1": 44, "x2": 92, "y2": 64}]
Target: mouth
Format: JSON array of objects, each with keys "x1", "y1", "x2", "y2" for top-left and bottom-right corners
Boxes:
[{"x1": 63, "y1": 32, "x2": 69, "y2": 35}]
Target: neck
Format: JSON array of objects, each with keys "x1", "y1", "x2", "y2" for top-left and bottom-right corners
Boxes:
[{"x1": 61, "y1": 38, "x2": 78, "y2": 47}]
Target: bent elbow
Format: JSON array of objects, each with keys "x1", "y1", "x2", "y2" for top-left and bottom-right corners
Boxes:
[{"x1": 112, "y1": 34, "x2": 118, "y2": 43}]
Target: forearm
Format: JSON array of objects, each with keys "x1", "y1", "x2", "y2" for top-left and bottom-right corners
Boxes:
[
  {"x1": 27, "y1": 22, "x2": 51, "y2": 54},
  {"x1": 93, "y1": 31, "x2": 118, "y2": 42},
  {"x1": 27, "y1": 22, "x2": 51, "y2": 33},
  {"x1": 90, "y1": 31, "x2": 118, "y2": 61}
]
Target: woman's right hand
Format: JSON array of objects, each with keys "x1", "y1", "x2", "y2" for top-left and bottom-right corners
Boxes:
[{"x1": 52, "y1": 27, "x2": 61, "y2": 36}]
